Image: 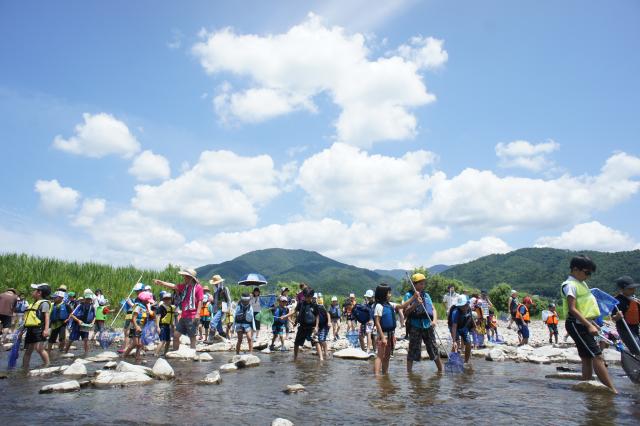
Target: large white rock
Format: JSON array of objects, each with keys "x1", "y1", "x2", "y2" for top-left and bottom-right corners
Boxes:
[
  {"x1": 272, "y1": 418, "x2": 294, "y2": 426},
  {"x1": 200, "y1": 370, "x2": 222, "y2": 385},
  {"x1": 39, "y1": 380, "x2": 80, "y2": 394},
  {"x1": 104, "y1": 361, "x2": 117, "y2": 369},
  {"x1": 194, "y1": 353, "x2": 213, "y2": 362},
  {"x1": 179, "y1": 335, "x2": 191, "y2": 345},
  {"x1": 284, "y1": 384, "x2": 305, "y2": 394},
  {"x1": 72, "y1": 358, "x2": 92, "y2": 365},
  {"x1": 533, "y1": 346, "x2": 565, "y2": 359},
  {"x1": 219, "y1": 363, "x2": 238, "y2": 373},
  {"x1": 165, "y1": 345, "x2": 197, "y2": 360},
  {"x1": 93, "y1": 370, "x2": 153, "y2": 387},
  {"x1": 86, "y1": 351, "x2": 119, "y2": 362},
  {"x1": 333, "y1": 348, "x2": 375, "y2": 360},
  {"x1": 486, "y1": 349, "x2": 505, "y2": 362},
  {"x1": 231, "y1": 354, "x2": 261, "y2": 368},
  {"x1": 572, "y1": 380, "x2": 615, "y2": 393},
  {"x1": 152, "y1": 358, "x2": 175, "y2": 379},
  {"x1": 29, "y1": 366, "x2": 68, "y2": 377},
  {"x1": 116, "y1": 361, "x2": 153, "y2": 376},
  {"x1": 527, "y1": 355, "x2": 551, "y2": 364},
  {"x1": 62, "y1": 361, "x2": 88, "y2": 377}
]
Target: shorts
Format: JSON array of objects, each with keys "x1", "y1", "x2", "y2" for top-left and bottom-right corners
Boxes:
[
  {"x1": 200, "y1": 319, "x2": 211, "y2": 329},
  {"x1": 408, "y1": 326, "x2": 439, "y2": 362},
  {"x1": 457, "y1": 327, "x2": 473, "y2": 345},
  {"x1": 272, "y1": 324, "x2": 286, "y2": 335},
  {"x1": 295, "y1": 326, "x2": 313, "y2": 347},
  {"x1": 25, "y1": 327, "x2": 46, "y2": 344},
  {"x1": 359, "y1": 322, "x2": 374, "y2": 336},
  {"x1": 128, "y1": 328, "x2": 142, "y2": 339},
  {"x1": 547, "y1": 323, "x2": 558, "y2": 335},
  {"x1": 176, "y1": 317, "x2": 198, "y2": 338},
  {"x1": 0, "y1": 314, "x2": 12, "y2": 329},
  {"x1": 48, "y1": 325, "x2": 66, "y2": 343},
  {"x1": 69, "y1": 327, "x2": 89, "y2": 342},
  {"x1": 235, "y1": 323, "x2": 252, "y2": 333},
  {"x1": 159, "y1": 325, "x2": 171, "y2": 342},
  {"x1": 566, "y1": 318, "x2": 602, "y2": 359},
  {"x1": 317, "y1": 327, "x2": 330, "y2": 343},
  {"x1": 516, "y1": 319, "x2": 530, "y2": 339}
]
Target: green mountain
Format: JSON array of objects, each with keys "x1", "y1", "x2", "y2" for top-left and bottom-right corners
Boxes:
[
  {"x1": 428, "y1": 264, "x2": 452, "y2": 274},
  {"x1": 196, "y1": 248, "x2": 399, "y2": 296},
  {"x1": 374, "y1": 269, "x2": 408, "y2": 281},
  {"x1": 440, "y1": 248, "x2": 640, "y2": 297}
]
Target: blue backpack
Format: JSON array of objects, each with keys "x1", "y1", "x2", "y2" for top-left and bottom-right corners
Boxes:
[
  {"x1": 353, "y1": 304, "x2": 372, "y2": 323},
  {"x1": 380, "y1": 303, "x2": 396, "y2": 332},
  {"x1": 50, "y1": 303, "x2": 70, "y2": 322},
  {"x1": 273, "y1": 307, "x2": 288, "y2": 325}
]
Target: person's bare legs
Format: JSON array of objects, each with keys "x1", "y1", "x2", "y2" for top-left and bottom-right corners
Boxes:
[
  {"x1": 464, "y1": 343, "x2": 471, "y2": 363},
  {"x1": 235, "y1": 330, "x2": 243, "y2": 354},
  {"x1": 592, "y1": 356, "x2": 617, "y2": 393},
  {"x1": 247, "y1": 330, "x2": 253, "y2": 352},
  {"x1": 22, "y1": 343, "x2": 34, "y2": 369}
]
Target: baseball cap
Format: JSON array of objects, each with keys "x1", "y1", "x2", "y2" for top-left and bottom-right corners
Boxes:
[
  {"x1": 57, "y1": 284, "x2": 67, "y2": 291},
  {"x1": 68, "y1": 291, "x2": 76, "y2": 297},
  {"x1": 411, "y1": 273, "x2": 426, "y2": 283},
  {"x1": 133, "y1": 283, "x2": 145, "y2": 292},
  {"x1": 616, "y1": 276, "x2": 640, "y2": 289},
  {"x1": 349, "y1": 293, "x2": 355, "y2": 298},
  {"x1": 456, "y1": 295, "x2": 469, "y2": 307},
  {"x1": 31, "y1": 283, "x2": 51, "y2": 297},
  {"x1": 331, "y1": 296, "x2": 338, "y2": 301},
  {"x1": 53, "y1": 291, "x2": 65, "y2": 299},
  {"x1": 364, "y1": 289, "x2": 374, "y2": 298}
]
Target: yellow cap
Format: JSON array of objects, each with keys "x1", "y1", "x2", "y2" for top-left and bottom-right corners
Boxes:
[{"x1": 411, "y1": 273, "x2": 426, "y2": 283}]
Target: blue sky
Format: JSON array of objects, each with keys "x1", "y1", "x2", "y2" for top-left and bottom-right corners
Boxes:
[{"x1": 1, "y1": 0, "x2": 639, "y2": 270}]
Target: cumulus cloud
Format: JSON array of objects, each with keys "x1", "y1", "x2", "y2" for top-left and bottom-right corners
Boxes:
[
  {"x1": 128, "y1": 150, "x2": 171, "y2": 182},
  {"x1": 427, "y1": 236, "x2": 513, "y2": 266},
  {"x1": 72, "y1": 198, "x2": 106, "y2": 227},
  {"x1": 192, "y1": 13, "x2": 441, "y2": 147},
  {"x1": 132, "y1": 150, "x2": 287, "y2": 227},
  {"x1": 495, "y1": 139, "x2": 560, "y2": 172},
  {"x1": 34, "y1": 179, "x2": 80, "y2": 214},
  {"x1": 53, "y1": 112, "x2": 141, "y2": 158},
  {"x1": 535, "y1": 221, "x2": 639, "y2": 252},
  {"x1": 395, "y1": 36, "x2": 448, "y2": 70}
]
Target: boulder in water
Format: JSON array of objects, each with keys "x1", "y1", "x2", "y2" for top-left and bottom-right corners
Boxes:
[
  {"x1": 179, "y1": 335, "x2": 191, "y2": 345},
  {"x1": 116, "y1": 361, "x2": 153, "y2": 376},
  {"x1": 272, "y1": 419, "x2": 294, "y2": 426},
  {"x1": 104, "y1": 361, "x2": 117, "y2": 369},
  {"x1": 29, "y1": 366, "x2": 68, "y2": 377},
  {"x1": 219, "y1": 363, "x2": 238, "y2": 373},
  {"x1": 486, "y1": 349, "x2": 505, "y2": 362},
  {"x1": 152, "y1": 358, "x2": 175, "y2": 379},
  {"x1": 527, "y1": 355, "x2": 551, "y2": 364},
  {"x1": 200, "y1": 370, "x2": 222, "y2": 385},
  {"x1": 284, "y1": 384, "x2": 305, "y2": 394},
  {"x1": 231, "y1": 354, "x2": 261, "y2": 368},
  {"x1": 86, "y1": 351, "x2": 119, "y2": 362},
  {"x1": 62, "y1": 360, "x2": 88, "y2": 377},
  {"x1": 571, "y1": 380, "x2": 615, "y2": 393},
  {"x1": 194, "y1": 353, "x2": 213, "y2": 362},
  {"x1": 39, "y1": 380, "x2": 80, "y2": 394},
  {"x1": 93, "y1": 370, "x2": 153, "y2": 387},
  {"x1": 72, "y1": 358, "x2": 93, "y2": 365},
  {"x1": 333, "y1": 348, "x2": 375, "y2": 360},
  {"x1": 165, "y1": 345, "x2": 197, "y2": 360}
]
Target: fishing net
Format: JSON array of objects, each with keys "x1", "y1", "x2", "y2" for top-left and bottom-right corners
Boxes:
[
  {"x1": 590, "y1": 288, "x2": 619, "y2": 316},
  {"x1": 445, "y1": 351, "x2": 464, "y2": 374},
  {"x1": 346, "y1": 330, "x2": 359, "y2": 348},
  {"x1": 255, "y1": 309, "x2": 274, "y2": 327},
  {"x1": 141, "y1": 321, "x2": 158, "y2": 345},
  {"x1": 621, "y1": 351, "x2": 640, "y2": 384},
  {"x1": 7, "y1": 332, "x2": 21, "y2": 369},
  {"x1": 259, "y1": 295, "x2": 277, "y2": 308}
]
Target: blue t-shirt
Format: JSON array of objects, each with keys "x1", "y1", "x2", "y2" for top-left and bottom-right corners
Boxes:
[{"x1": 403, "y1": 291, "x2": 433, "y2": 329}]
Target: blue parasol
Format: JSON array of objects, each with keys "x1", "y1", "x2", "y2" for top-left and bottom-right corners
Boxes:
[{"x1": 238, "y1": 273, "x2": 268, "y2": 287}]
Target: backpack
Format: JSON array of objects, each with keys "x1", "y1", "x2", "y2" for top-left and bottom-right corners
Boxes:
[
  {"x1": 318, "y1": 306, "x2": 329, "y2": 328},
  {"x1": 50, "y1": 303, "x2": 70, "y2": 322},
  {"x1": 448, "y1": 306, "x2": 473, "y2": 330},
  {"x1": 380, "y1": 303, "x2": 396, "y2": 332},
  {"x1": 353, "y1": 304, "x2": 372, "y2": 323},
  {"x1": 274, "y1": 307, "x2": 288, "y2": 325},
  {"x1": 235, "y1": 304, "x2": 250, "y2": 324},
  {"x1": 329, "y1": 305, "x2": 340, "y2": 319},
  {"x1": 298, "y1": 303, "x2": 316, "y2": 327}
]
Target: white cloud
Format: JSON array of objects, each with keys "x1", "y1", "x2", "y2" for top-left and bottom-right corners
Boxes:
[
  {"x1": 34, "y1": 179, "x2": 80, "y2": 214},
  {"x1": 128, "y1": 150, "x2": 171, "y2": 182},
  {"x1": 495, "y1": 139, "x2": 560, "y2": 172},
  {"x1": 72, "y1": 198, "x2": 106, "y2": 227},
  {"x1": 132, "y1": 150, "x2": 287, "y2": 227},
  {"x1": 425, "y1": 152, "x2": 640, "y2": 230},
  {"x1": 297, "y1": 143, "x2": 437, "y2": 220},
  {"x1": 535, "y1": 221, "x2": 639, "y2": 252},
  {"x1": 53, "y1": 112, "x2": 141, "y2": 158},
  {"x1": 167, "y1": 29, "x2": 183, "y2": 50},
  {"x1": 427, "y1": 236, "x2": 513, "y2": 266},
  {"x1": 395, "y1": 36, "x2": 448, "y2": 70},
  {"x1": 192, "y1": 13, "x2": 440, "y2": 147}
]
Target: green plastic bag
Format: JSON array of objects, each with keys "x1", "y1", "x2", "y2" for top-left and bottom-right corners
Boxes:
[{"x1": 255, "y1": 308, "x2": 274, "y2": 327}]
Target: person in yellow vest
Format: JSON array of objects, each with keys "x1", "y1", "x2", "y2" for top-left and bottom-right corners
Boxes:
[
  {"x1": 545, "y1": 303, "x2": 560, "y2": 344},
  {"x1": 155, "y1": 291, "x2": 175, "y2": 356},
  {"x1": 23, "y1": 283, "x2": 51, "y2": 368},
  {"x1": 562, "y1": 255, "x2": 617, "y2": 393}
]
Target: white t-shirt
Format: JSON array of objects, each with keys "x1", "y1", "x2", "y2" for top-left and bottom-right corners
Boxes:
[
  {"x1": 562, "y1": 276, "x2": 579, "y2": 299},
  {"x1": 443, "y1": 292, "x2": 459, "y2": 312},
  {"x1": 374, "y1": 302, "x2": 398, "y2": 317}
]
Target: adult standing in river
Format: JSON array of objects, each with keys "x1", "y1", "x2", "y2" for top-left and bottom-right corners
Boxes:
[
  {"x1": 0, "y1": 287, "x2": 18, "y2": 343},
  {"x1": 154, "y1": 268, "x2": 203, "y2": 350},
  {"x1": 250, "y1": 287, "x2": 262, "y2": 341},
  {"x1": 209, "y1": 274, "x2": 230, "y2": 341}
]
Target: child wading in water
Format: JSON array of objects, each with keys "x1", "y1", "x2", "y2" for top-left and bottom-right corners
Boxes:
[
  {"x1": 123, "y1": 291, "x2": 154, "y2": 362},
  {"x1": 270, "y1": 296, "x2": 289, "y2": 351},
  {"x1": 545, "y1": 303, "x2": 559, "y2": 344},
  {"x1": 65, "y1": 292, "x2": 96, "y2": 357},
  {"x1": 515, "y1": 296, "x2": 533, "y2": 346},
  {"x1": 22, "y1": 284, "x2": 51, "y2": 368},
  {"x1": 282, "y1": 288, "x2": 318, "y2": 361},
  {"x1": 448, "y1": 295, "x2": 474, "y2": 364},
  {"x1": 234, "y1": 294, "x2": 255, "y2": 354},
  {"x1": 613, "y1": 276, "x2": 640, "y2": 354},
  {"x1": 563, "y1": 255, "x2": 617, "y2": 393},
  {"x1": 155, "y1": 292, "x2": 175, "y2": 356},
  {"x1": 373, "y1": 284, "x2": 398, "y2": 375}
]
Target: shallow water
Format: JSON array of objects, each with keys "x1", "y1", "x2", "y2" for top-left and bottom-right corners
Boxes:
[{"x1": 1, "y1": 346, "x2": 639, "y2": 425}]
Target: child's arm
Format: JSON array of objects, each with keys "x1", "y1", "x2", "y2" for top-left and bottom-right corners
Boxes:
[
  {"x1": 43, "y1": 310, "x2": 50, "y2": 337},
  {"x1": 374, "y1": 314, "x2": 385, "y2": 343}
]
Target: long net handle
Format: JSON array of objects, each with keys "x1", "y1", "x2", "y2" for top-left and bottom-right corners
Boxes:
[{"x1": 109, "y1": 273, "x2": 143, "y2": 328}]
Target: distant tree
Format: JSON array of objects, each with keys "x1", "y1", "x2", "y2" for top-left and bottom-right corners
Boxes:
[
  {"x1": 488, "y1": 282, "x2": 512, "y2": 312},
  {"x1": 399, "y1": 267, "x2": 465, "y2": 302}
]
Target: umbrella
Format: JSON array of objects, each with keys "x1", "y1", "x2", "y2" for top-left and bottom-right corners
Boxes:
[{"x1": 238, "y1": 273, "x2": 268, "y2": 287}]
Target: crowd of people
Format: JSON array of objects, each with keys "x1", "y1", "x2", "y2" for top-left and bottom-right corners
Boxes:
[{"x1": 1, "y1": 256, "x2": 638, "y2": 393}]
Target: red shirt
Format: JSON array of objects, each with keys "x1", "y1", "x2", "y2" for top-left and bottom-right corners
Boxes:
[{"x1": 176, "y1": 283, "x2": 204, "y2": 319}]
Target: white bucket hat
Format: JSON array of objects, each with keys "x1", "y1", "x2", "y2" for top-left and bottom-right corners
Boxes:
[{"x1": 178, "y1": 268, "x2": 198, "y2": 280}]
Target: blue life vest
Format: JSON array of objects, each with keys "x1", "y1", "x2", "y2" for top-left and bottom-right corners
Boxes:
[
  {"x1": 50, "y1": 303, "x2": 70, "y2": 322},
  {"x1": 74, "y1": 304, "x2": 96, "y2": 323},
  {"x1": 380, "y1": 303, "x2": 396, "y2": 332},
  {"x1": 328, "y1": 305, "x2": 341, "y2": 319},
  {"x1": 235, "y1": 303, "x2": 252, "y2": 324},
  {"x1": 273, "y1": 307, "x2": 288, "y2": 325},
  {"x1": 353, "y1": 304, "x2": 372, "y2": 323},
  {"x1": 134, "y1": 302, "x2": 149, "y2": 325}
]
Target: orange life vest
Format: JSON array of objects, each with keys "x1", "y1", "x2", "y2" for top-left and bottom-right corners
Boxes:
[
  {"x1": 625, "y1": 299, "x2": 640, "y2": 326},
  {"x1": 515, "y1": 304, "x2": 530, "y2": 322},
  {"x1": 200, "y1": 304, "x2": 210, "y2": 317},
  {"x1": 545, "y1": 312, "x2": 558, "y2": 325}
]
